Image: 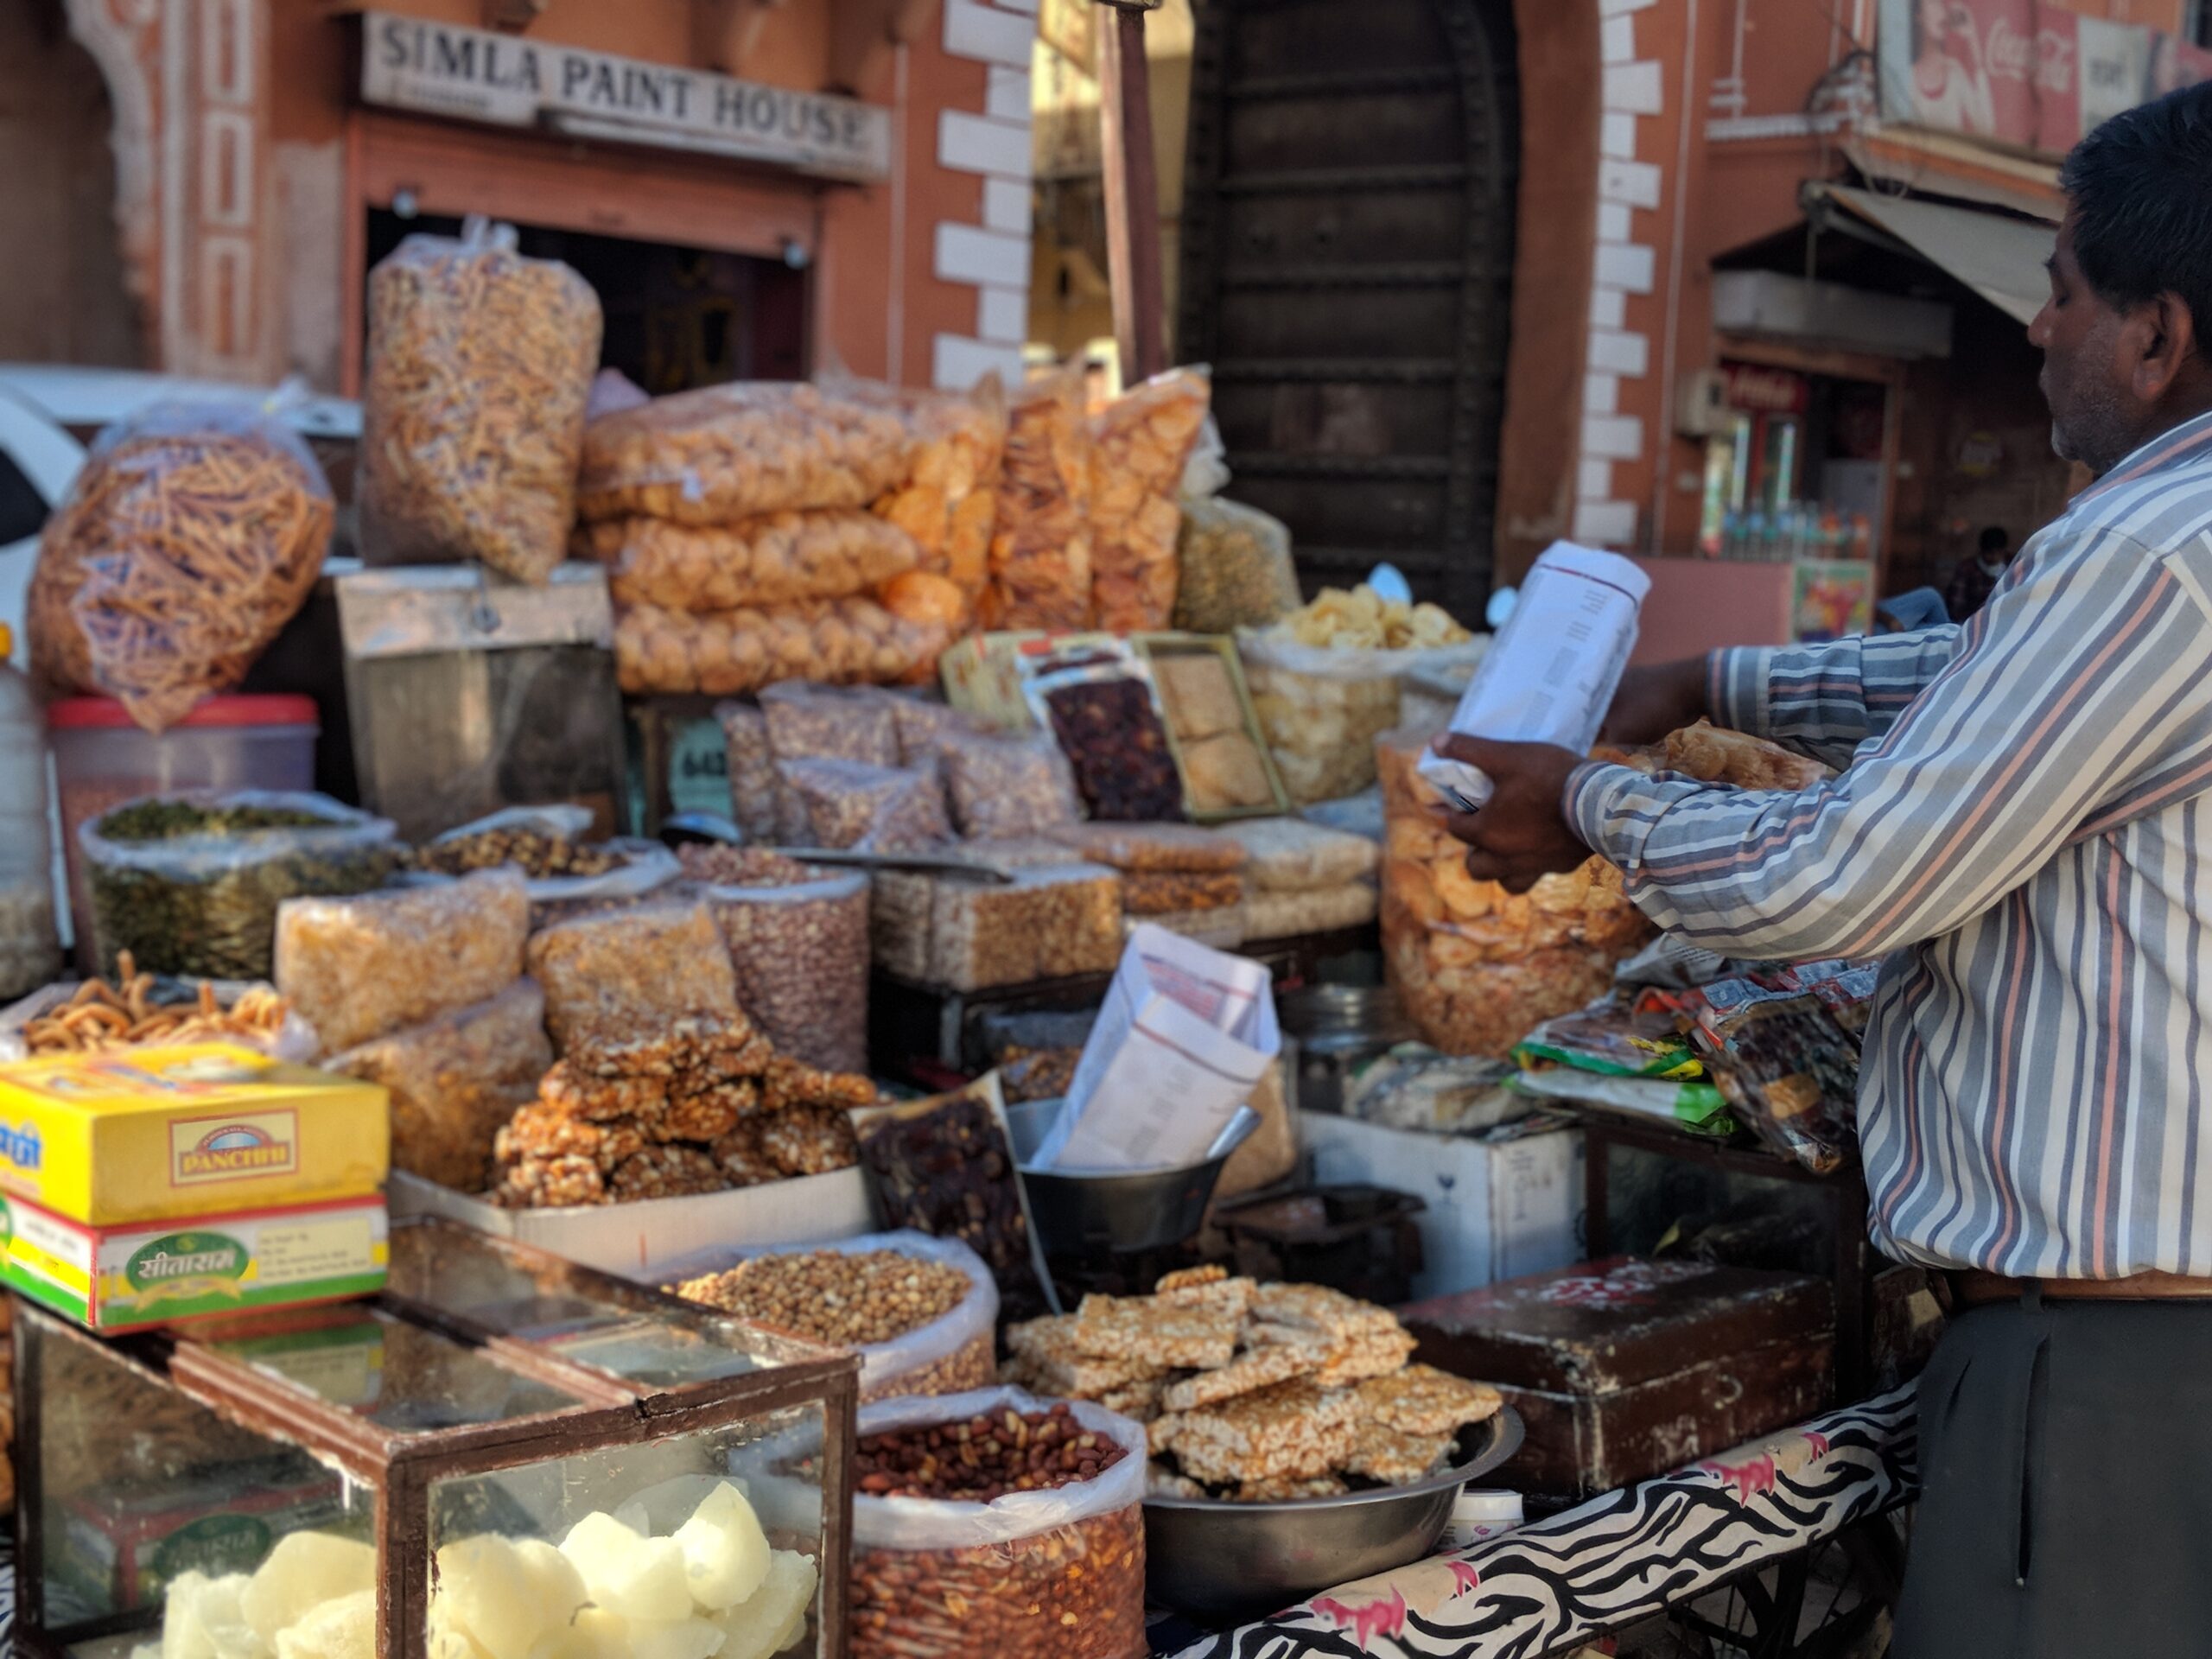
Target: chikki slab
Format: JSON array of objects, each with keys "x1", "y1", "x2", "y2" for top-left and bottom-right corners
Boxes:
[
  {"x1": 1007, "y1": 1314, "x2": 1167, "y2": 1395},
  {"x1": 1160, "y1": 1333, "x2": 1327, "y2": 1412},
  {"x1": 1251, "y1": 1281, "x2": 1402, "y2": 1341},
  {"x1": 1072, "y1": 1293, "x2": 1239, "y2": 1370},
  {"x1": 1356, "y1": 1363, "x2": 1505, "y2": 1436},
  {"x1": 1343, "y1": 1421, "x2": 1458, "y2": 1485},
  {"x1": 1170, "y1": 1378, "x2": 1359, "y2": 1485},
  {"x1": 1233, "y1": 1473, "x2": 1348, "y2": 1503}
]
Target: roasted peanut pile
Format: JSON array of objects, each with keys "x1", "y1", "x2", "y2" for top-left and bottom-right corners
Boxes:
[
  {"x1": 855, "y1": 1404, "x2": 1128, "y2": 1500},
  {"x1": 671, "y1": 1249, "x2": 969, "y2": 1347}
]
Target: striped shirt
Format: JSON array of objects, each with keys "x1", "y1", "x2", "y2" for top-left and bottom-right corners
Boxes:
[{"x1": 1565, "y1": 408, "x2": 2212, "y2": 1278}]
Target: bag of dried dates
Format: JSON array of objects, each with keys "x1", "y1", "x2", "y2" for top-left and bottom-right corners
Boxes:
[
  {"x1": 649, "y1": 1229, "x2": 999, "y2": 1403},
  {"x1": 1023, "y1": 645, "x2": 1185, "y2": 823},
  {"x1": 848, "y1": 1386, "x2": 1147, "y2": 1659}
]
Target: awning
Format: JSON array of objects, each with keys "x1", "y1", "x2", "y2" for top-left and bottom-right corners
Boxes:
[{"x1": 1817, "y1": 185, "x2": 2056, "y2": 327}]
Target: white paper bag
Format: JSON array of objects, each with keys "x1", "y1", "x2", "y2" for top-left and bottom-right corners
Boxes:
[
  {"x1": 1033, "y1": 923, "x2": 1280, "y2": 1173},
  {"x1": 1417, "y1": 542, "x2": 1650, "y2": 811}
]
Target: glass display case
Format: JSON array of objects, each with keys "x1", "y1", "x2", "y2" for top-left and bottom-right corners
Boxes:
[{"x1": 14, "y1": 1218, "x2": 858, "y2": 1659}]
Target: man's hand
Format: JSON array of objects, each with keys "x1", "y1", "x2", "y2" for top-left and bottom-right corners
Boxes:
[
  {"x1": 1599, "y1": 656, "x2": 1710, "y2": 747},
  {"x1": 1430, "y1": 734, "x2": 1592, "y2": 893}
]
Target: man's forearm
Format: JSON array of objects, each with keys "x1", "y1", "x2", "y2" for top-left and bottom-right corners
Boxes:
[{"x1": 1711, "y1": 628, "x2": 1965, "y2": 770}]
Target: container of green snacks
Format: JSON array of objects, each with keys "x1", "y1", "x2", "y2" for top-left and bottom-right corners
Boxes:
[{"x1": 80, "y1": 791, "x2": 401, "y2": 981}]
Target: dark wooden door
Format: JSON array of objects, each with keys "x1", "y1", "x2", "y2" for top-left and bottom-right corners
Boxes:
[{"x1": 1179, "y1": 0, "x2": 1520, "y2": 618}]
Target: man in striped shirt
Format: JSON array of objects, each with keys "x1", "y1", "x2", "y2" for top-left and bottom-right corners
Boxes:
[{"x1": 1439, "y1": 85, "x2": 2212, "y2": 1655}]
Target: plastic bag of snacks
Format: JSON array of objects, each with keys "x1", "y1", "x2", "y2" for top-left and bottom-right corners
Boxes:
[
  {"x1": 1027, "y1": 646, "x2": 1185, "y2": 822},
  {"x1": 578, "y1": 381, "x2": 912, "y2": 524},
  {"x1": 0, "y1": 961, "x2": 321, "y2": 1063},
  {"x1": 30, "y1": 397, "x2": 334, "y2": 733},
  {"x1": 81, "y1": 791, "x2": 400, "y2": 982},
  {"x1": 274, "y1": 867, "x2": 530, "y2": 1053},
  {"x1": 677, "y1": 844, "x2": 870, "y2": 1072},
  {"x1": 408, "y1": 805, "x2": 680, "y2": 930},
  {"x1": 655, "y1": 1230, "x2": 1000, "y2": 1402},
  {"x1": 760, "y1": 681, "x2": 901, "y2": 767},
  {"x1": 327, "y1": 980, "x2": 551, "y2": 1192},
  {"x1": 847, "y1": 1386, "x2": 1147, "y2": 1659},
  {"x1": 359, "y1": 219, "x2": 601, "y2": 582},
  {"x1": 1173, "y1": 495, "x2": 1301, "y2": 634},
  {"x1": 1088, "y1": 367, "x2": 1211, "y2": 632},
  {"x1": 872, "y1": 858, "x2": 1123, "y2": 991},
  {"x1": 1240, "y1": 586, "x2": 1484, "y2": 803},
  {"x1": 716, "y1": 702, "x2": 810, "y2": 844},
  {"x1": 577, "y1": 509, "x2": 921, "y2": 611},
  {"x1": 983, "y1": 372, "x2": 1093, "y2": 630},
  {"x1": 613, "y1": 595, "x2": 957, "y2": 696},
  {"x1": 832, "y1": 376, "x2": 1007, "y2": 607},
  {"x1": 779, "y1": 757, "x2": 951, "y2": 853},
  {"x1": 525, "y1": 899, "x2": 742, "y2": 1057},
  {"x1": 1377, "y1": 737, "x2": 1650, "y2": 1055},
  {"x1": 1213, "y1": 815, "x2": 1377, "y2": 891},
  {"x1": 852, "y1": 1075, "x2": 1055, "y2": 1321},
  {"x1": 936, "y1": 728, "x2": 1083, "y2": 839}
]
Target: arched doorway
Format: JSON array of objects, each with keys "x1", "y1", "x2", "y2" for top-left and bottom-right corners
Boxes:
[
  {"x1": 0, "y1": 0, "x2": 143, "y2": 365},
  {"x1": 1177, "y1": 0, "x2": 1520, "y2": 616}
]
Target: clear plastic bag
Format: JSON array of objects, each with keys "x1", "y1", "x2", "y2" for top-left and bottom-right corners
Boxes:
[
  {"x1": 30, "y1": 396, "x2": 334, "y2": 733},
  {"x1": 848, "y1": 1387, "x2": 1147, "y2": 1659},
  {"x1": 1122, "y1": 869, "x2": 1243, "y2": 914},
  {"x1": 411, "y1": 806, "x2": 680, "y2": 928},
  {"x1": 578, "y1": 380, "x2": 912, "y2": 525},
  {"x1": 0, "y1": 973, "x2": 322, "y2": 1064},
  {"x1": 760, "y1": 681, "x2": 902, "y2": 767},
  {"x1": 1173, "y1": 496, "x2": 1301, "y2": 634},
  {"x1": 578, "y1": 509, "x2": 921, "y2": 610},
  {"x1": 1045, "y1": 822, "x2": 1244, "y2": 873},
  {"x1": 1238, "y1": 627, "x2": 1491, "y2": 804},
  {"x1": 80, "y1": 791, "x2": 400, "y2": 982},
  {"x1": 871, "y1": 861, "x2": 1122, "y2": 990},
  {"x1": 1214, "y1": 816, "x2": 1378, "y2": 891},
  {"x1": 359, "y1": 218, "x2": 601, "y2": 582},
  {"x1": 982, "y1": 372, "x2": 1093, "y2": 630},
  {"x1": 1377, "y1": 737, "x2": 1651, "y2": 1056},
  {"x1": 613, "y1": 596, "x2": 955, "y2": 696},
  {"x1": 1243, "y1": 881, "x2": 1377, "y2": 939},
  {"x1": 1121, "y1": 902, "x2": 1247, "y2": 950},
  {"x1": 779, "y1": 757, "x2": 951, "y2": 852},
  {"x1": 828, "y1": 376, "x2": 1007, "y2": 609},
  {"x1": 327, "y1": 980, "x2": 551, "y2": 1192},
  {"x1": 274, "y1": 866, "x2": 530, "y2": 1053},
  {"x1": 695, "y1": 853, "x2": 871, "y2": 1071},
  {"x1": 525, "y1": 900, "x2": 741, "y2": 1057},
  {"x1": 1029, "y1": 654, "x2": 1185, "y2": 822},
  {"x1": 1088, "y1": 367, "x2": 1211, "y2": 632},
  {"x1": 651, "y1": 1230, "x2": 999, "y2": 1402},
  {"x1": 716, "y1": 702, "x2": 808, "y2": 843},
  {"x1": 937, "y1": 729, "x2": 1083, "y2": 839}
]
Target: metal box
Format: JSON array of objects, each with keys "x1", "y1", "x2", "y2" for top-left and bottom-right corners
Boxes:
[{"x1": 14, "y1": 1217, "x2": 858, "y2": 1657}]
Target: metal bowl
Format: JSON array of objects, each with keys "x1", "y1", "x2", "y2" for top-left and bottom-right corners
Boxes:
[
  {"x1": 1142, "y1": 1407, "x2": 1526, "y2": 1624},
  {"x1": 1005, "y1": 1097, "x2": 1259, "y2": 1255}
]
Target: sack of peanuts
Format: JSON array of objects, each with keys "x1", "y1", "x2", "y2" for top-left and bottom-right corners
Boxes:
[
  {"x1": 1378, "y1": 734, "x2": 1652, "y2": 1056},
  {"x1": 359, "y1": 218, "x2": 602, "y2": 582},
  {"x1": 847, "y1": 1386, "x2": 1147, "y2": 1659},
  {"x1": 677, "y1": 844, "x2": 871, "y2": 1072},
  {"x1": 29, "y1": 394, "x2": 334, "y2": 734},
  {"x1": 652, "y1": 1230, "x2": 999, "y2": 1403}
]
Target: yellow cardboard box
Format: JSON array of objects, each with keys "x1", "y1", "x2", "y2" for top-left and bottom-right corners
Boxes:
[{"x1": 0, "y1": 1043, "x2": 389, "y2": 1227}]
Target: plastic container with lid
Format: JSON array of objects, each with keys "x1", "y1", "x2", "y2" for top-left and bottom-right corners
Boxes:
[
  {"x1": 0, "y1": 625, "x2": 61, "y2": 999},
  {"x1": 47, "y1": 693, "x2": 318, "y2": 970}
]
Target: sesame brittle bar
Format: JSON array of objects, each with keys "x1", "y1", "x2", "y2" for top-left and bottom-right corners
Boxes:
[
  {"x1": 1342, "y1": 1421, "x2": 1458, "y2": 1485},
  {"x1": 1072, "y1": 1294, "x2": 1239, "y2": 1370},
  {"x1": 1170, "y1": 1378, "x2": 1359, "y2": 1485},
  {"x1": 1355, "y1": 1363, "x2": 1505, "y2": 1436}
]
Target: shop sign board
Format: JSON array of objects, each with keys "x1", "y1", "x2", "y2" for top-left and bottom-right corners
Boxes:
[
  {"x1": 360, "y1": 11, "x2": 893, "y2": 182},
  {"x1": 1875, "y1": 0, "x2": 2212, "y2": 156}
]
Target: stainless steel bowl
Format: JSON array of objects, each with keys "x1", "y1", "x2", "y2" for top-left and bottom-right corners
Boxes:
[
  {"x1": 1142, "y1": 1406, "x2": 1525, "y2": 1624},
  {"x1": 1005, "y1": 1097, "x2": 1259, "y2": 1255}
]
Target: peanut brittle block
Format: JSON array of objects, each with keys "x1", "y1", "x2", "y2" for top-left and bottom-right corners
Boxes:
[
  {"x1": 1355, "y1": 1363, "x2": 1505, "y2": 1436},
  {"x1": 1342, "y1": 1421, "x2": 1458, "y2": 1485},
  {"x1": 762, "y1": 1053, "x2": 878, "y2": 1113},
  {"x1": 1073, "y1": 1293, "x2": 1239, "y2": 1370},
  {"x1": 1005, "y1": 1315, "x2": 1167, "y2": 1396},
  {"x1": 1160, "y1": 1333, "x2": 1326, "y2": 1412},
  {"x1": 494, "y1": 1103, "x2": 645, "y2": 1172},
  {"x1": 490, "y1": 1153, "x2": 605, "y2": 1209},
  {"x1": 1170, "y1": 1379, "x2": 1359, "y2": 1485},
  {"x1": 1154, "y1": 1273, "x2": 1257, "y2": 1321},
  {"x1": 1234, "y1": 1473, "x2": 1348, "y2": 1503},
  {"x1": 563, "y1": 1011, "x2": 769, "y2": 1080},
  {"x1": 1154, "y1": 1264, "x2": 1227, "y2": 1294},
  {"x1": 1147, "y1": 1462, "x2": 1205, "y2": 1500},
  {"x1": 1097, "y1": 1376, "x2": 1166, "y2": 1422},
  {"x1": 1315, "y1": 1326, "x2": 1419, "y2": 1388},
  {"x1": 1251, "y1": 1281, "x2": 1404, "y2": 1342}
]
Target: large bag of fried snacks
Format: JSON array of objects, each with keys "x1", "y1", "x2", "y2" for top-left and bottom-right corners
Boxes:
[
  {"x1": 359, "y1": 218, "x2": 601, "y2": 582},
  {"x1": 847, "y1": 1386, "x2": 1147, "y2": 1659},
  {"x1": 30, "y1": 396, "x2": 333, "y2": 734},
  {"x1": 579, "y1": 380, "x2": 912, "y2": 525},
  {"x1": 982, "y1": 372, "x2": 1093, "y2": 630},
  {"x1": 1377, "y1": 736, "x2": 1650, "y2": 1056},
  {"x1": 1089, "y1": 367, "x2": 1211, "y2": 632}
]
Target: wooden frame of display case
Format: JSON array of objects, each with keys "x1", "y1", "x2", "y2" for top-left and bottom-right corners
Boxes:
[{"x1": 13, "y1": 1218, "x2": 860, "y2": 1658}]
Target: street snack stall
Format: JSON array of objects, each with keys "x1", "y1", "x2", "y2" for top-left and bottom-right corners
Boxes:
[{"x1": 0, "y1": 216, "x2": 1929, "y2": 1659}]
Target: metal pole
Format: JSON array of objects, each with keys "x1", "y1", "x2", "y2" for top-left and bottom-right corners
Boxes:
[{"x1": 1097, "y1": 2, "x2": 1166, "y2": 385}]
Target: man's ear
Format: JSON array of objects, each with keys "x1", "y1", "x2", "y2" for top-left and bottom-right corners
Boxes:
[{"x1": 2131, "y1": 290, "x2": 2198, "y2": 403}]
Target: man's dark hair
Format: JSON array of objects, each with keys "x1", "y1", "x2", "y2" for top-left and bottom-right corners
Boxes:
[
  {"x1": 2060, "y1": 82, "x2": 2212, "y2": 336},
  {"x1": 1979, "y1": 524, "x2": 2009, "y2": 554}
]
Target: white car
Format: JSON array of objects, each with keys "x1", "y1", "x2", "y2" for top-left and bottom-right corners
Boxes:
[{"x1": 0, "y1": 365, "x2": 359, "y2": 667}]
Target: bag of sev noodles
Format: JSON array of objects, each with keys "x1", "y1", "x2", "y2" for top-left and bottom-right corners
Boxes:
[
  {"x1": 359, "y1": 216, "x2": 602, "y2": 582},
  {"x1": 29, "y1": 391, "x2": 334, "y2": 734}
]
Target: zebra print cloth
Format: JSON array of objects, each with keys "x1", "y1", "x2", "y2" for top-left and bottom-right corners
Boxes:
[{"x1": 1160, "y1": 1386, "x2": 1916, "y2": 1659}]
